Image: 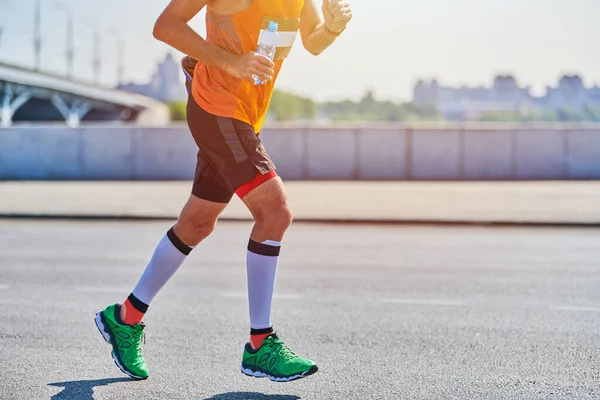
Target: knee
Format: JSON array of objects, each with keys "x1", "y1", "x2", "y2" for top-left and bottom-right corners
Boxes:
[
  {"x1": 276, "y1": 205, "x2": 294, "y2": 230},
  {"x1": 257, "y1": 204, "x2": 293, "y2": 232},
  {"x1": 192, "y1": 219, "x2": 217, "y2": 239},
  {"x1": 175, "y1": 216, "x2": 216, "y2": 245}
]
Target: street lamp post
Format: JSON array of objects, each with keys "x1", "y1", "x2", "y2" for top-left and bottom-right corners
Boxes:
[
  {"x1": 108, "y1": 28, "x2": 125, "y2": 85},
  {"x1": 33, "y1": 0, "x2": 41, "y2": 71},
  {"x1": 83, "y1": 17, "x2": 102, "y2": 85},
  {"x1": 54, "y1": 2, "x2": 74, "y2": 79},
  {"x1": 117, "y1": 35, "x2": 124, "y2": 84},
  {"x1": 93, "y1": 28, "x2": 101, "y2": 85}
]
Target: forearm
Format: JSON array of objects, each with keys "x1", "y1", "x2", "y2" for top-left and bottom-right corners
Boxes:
[
  {"x1": 304, "y1": 23, "x2": 340, "y2": 55},
  {"x1": 300, "y1": 0, "x2": 351, "y2": 56},
  {"x1": 153, "y1": 20, "x2": 233, "y2": 71}
]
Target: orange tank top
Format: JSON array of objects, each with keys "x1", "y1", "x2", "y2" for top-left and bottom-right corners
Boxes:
[{"x1": 191, "y1": 0, "x2": 304, "y2": 133}]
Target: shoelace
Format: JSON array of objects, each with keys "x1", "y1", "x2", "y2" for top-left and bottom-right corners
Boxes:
[
  {"x1": 269, "y1": 340, "x2": 298, "y2": 360},
  {"x1": 131, "y1": 330, "x2": 146, "y2": 356}
]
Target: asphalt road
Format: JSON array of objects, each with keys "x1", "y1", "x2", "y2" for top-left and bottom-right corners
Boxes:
[{"x1": 0, "y1": 220, "x2": 599, "y2": 400}]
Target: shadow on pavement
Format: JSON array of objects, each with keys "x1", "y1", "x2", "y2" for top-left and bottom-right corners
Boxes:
[
  {"x1": 203, "y1": 393, "x2": 300, "y2": 400},
  {"x1": 48, "y1": 377, "x2": 132, "y2": 399}
]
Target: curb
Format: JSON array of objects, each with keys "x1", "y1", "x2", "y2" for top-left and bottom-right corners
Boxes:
[{"x1": 2, "y1": 213, "x2": 599, "y2": 228}]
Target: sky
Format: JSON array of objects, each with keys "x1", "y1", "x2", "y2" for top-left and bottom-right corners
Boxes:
[{"x1": 0, "y1": 0, "x2": 599, "y2": 101}]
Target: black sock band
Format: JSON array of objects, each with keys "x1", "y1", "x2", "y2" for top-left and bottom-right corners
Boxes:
[
  {"x1": 250, "y1": 327, "x2": 274, "y2": 335},
  {"x1": 167, "y1": 228, "x2": 193, "y2": 256},
  {"x1": 248, "y1": 239, "x2": 280, "y2": 257},
  {"x1": 127, "y1": 293, "x2": 149, "y2": 314}
]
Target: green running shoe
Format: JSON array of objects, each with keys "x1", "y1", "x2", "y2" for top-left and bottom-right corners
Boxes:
[
  {"x1": 94, "y1": 304, "x2": 149, "y2": 380},
  {"x1": 241, "y1": 334, "x2": 318, "y2": 382}
]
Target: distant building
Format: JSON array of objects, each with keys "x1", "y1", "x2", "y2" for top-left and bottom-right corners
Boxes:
[
  {"x1": 118, "y1": 53, "x2": 187, "y2": 103},
  {"x1": 414, "y1": 75, "x2": 600, "y2": 120},
  {"x1": 541, "y1": 75, "x2": 600, "y2": 112}
]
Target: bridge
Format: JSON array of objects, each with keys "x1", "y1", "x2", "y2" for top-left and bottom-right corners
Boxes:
[{"x1": 0, "y1": 62, "x2": 169, "y2": 127}]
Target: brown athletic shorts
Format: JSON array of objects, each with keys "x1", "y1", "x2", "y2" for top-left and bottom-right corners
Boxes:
[{"x1": 186, "y1": 95, "x2": 275, "y2": 203}]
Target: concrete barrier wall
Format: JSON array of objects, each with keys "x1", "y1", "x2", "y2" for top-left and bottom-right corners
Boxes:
[
  {"x1": 567, "y1": 130, "x2": 600, "y2": 179},
  {"x1": 134, "y1": 128, "x2": 197, "y2": 180},
  {"x1": 306, "y1": 129, "x2": 357, "y2": 179},
  {"x1": 260, "y1": 128, "x2": 305, "y2": 179},
  {"x1": 412, "y1": 130, "x2": 461, "y2": 180},
  {"x1": 81, "y1": 128, "x2": 134, "y2": 179},
  {"x1": 357, "y1": 128, "x2": 406, "y2": 179},
  {"x1": 464, "y1": 130, "x2": 514, "y2": 179},
  {"x1": 0, "y1": 127, "x2": 82, "y2": 180},
  {"x1": 1, "y1": 124, "x2": 600, "y2": 180},
  {"x1": 516, "y1": 130, "x2": 568, "y2": 179}
]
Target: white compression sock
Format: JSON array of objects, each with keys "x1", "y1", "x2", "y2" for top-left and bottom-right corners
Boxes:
[
  {"x1": 246, "y1": 239, "x2": 281, "y2": 329},
  {"x1": 131, "y1": 228, "x2": 193, "y2": 305}
]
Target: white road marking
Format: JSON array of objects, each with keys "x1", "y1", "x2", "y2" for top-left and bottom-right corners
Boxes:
[
  {"x1": 552, "y1": 306, "x2": 600, "y2": 313},
  {"x1": 379, "y1": 298, "x2": 466, "y2": 307},
  {"x1": 0, "y1": 284, "x2": 10, "y2": 290}
]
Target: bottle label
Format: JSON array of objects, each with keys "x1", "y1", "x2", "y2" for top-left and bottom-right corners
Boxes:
[{"x1": 257, "y1": 16, "x2": 300, "y2": 60}]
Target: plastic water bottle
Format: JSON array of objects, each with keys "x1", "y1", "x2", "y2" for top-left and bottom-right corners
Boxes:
[{"x1": 253, "y1": 21, "x2": 278, "y2": 85}]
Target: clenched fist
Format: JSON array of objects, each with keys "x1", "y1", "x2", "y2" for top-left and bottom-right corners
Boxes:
[{"x1": 322, "y1": 0, "x2": 352, "y2": 34}]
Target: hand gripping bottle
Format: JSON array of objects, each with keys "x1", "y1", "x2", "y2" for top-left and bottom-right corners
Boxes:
[{"x1": 253, "y1": 21, "x2": 279, "y2": 85}]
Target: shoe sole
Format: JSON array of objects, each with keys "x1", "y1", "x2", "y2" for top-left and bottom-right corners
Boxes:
[
  {"x1": 240, "y1": 364, "x2": 318, "y2": 382},
  {"x1": 94, "y1": 311, "x2": 148, "y2": 380}
]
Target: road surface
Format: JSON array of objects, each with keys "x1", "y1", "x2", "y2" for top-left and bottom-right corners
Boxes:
[{"x1": 0, "y1": 220, "x2": 599, "y2": 399}]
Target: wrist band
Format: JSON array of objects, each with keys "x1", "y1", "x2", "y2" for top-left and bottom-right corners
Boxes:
[{"x1": 324, "y1": 24, "x2": 344, "y2": 36}]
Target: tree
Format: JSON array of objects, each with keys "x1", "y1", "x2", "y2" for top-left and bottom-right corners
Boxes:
[
  {"x1": 556, "y1": 108, "x2": 581, "y2": 122},
  {"x1": 582, "y1": 106, "x2": 600, "y2": 122},
  {"x1": 268, "y1": 89, "x2": 316, "y2": 121},
  {"x1": 168, "y1": 101, "x2": 186, "y2": 121},
  {"x1": 320, "y1": 89, "x2": 443, "y2": 122}
]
